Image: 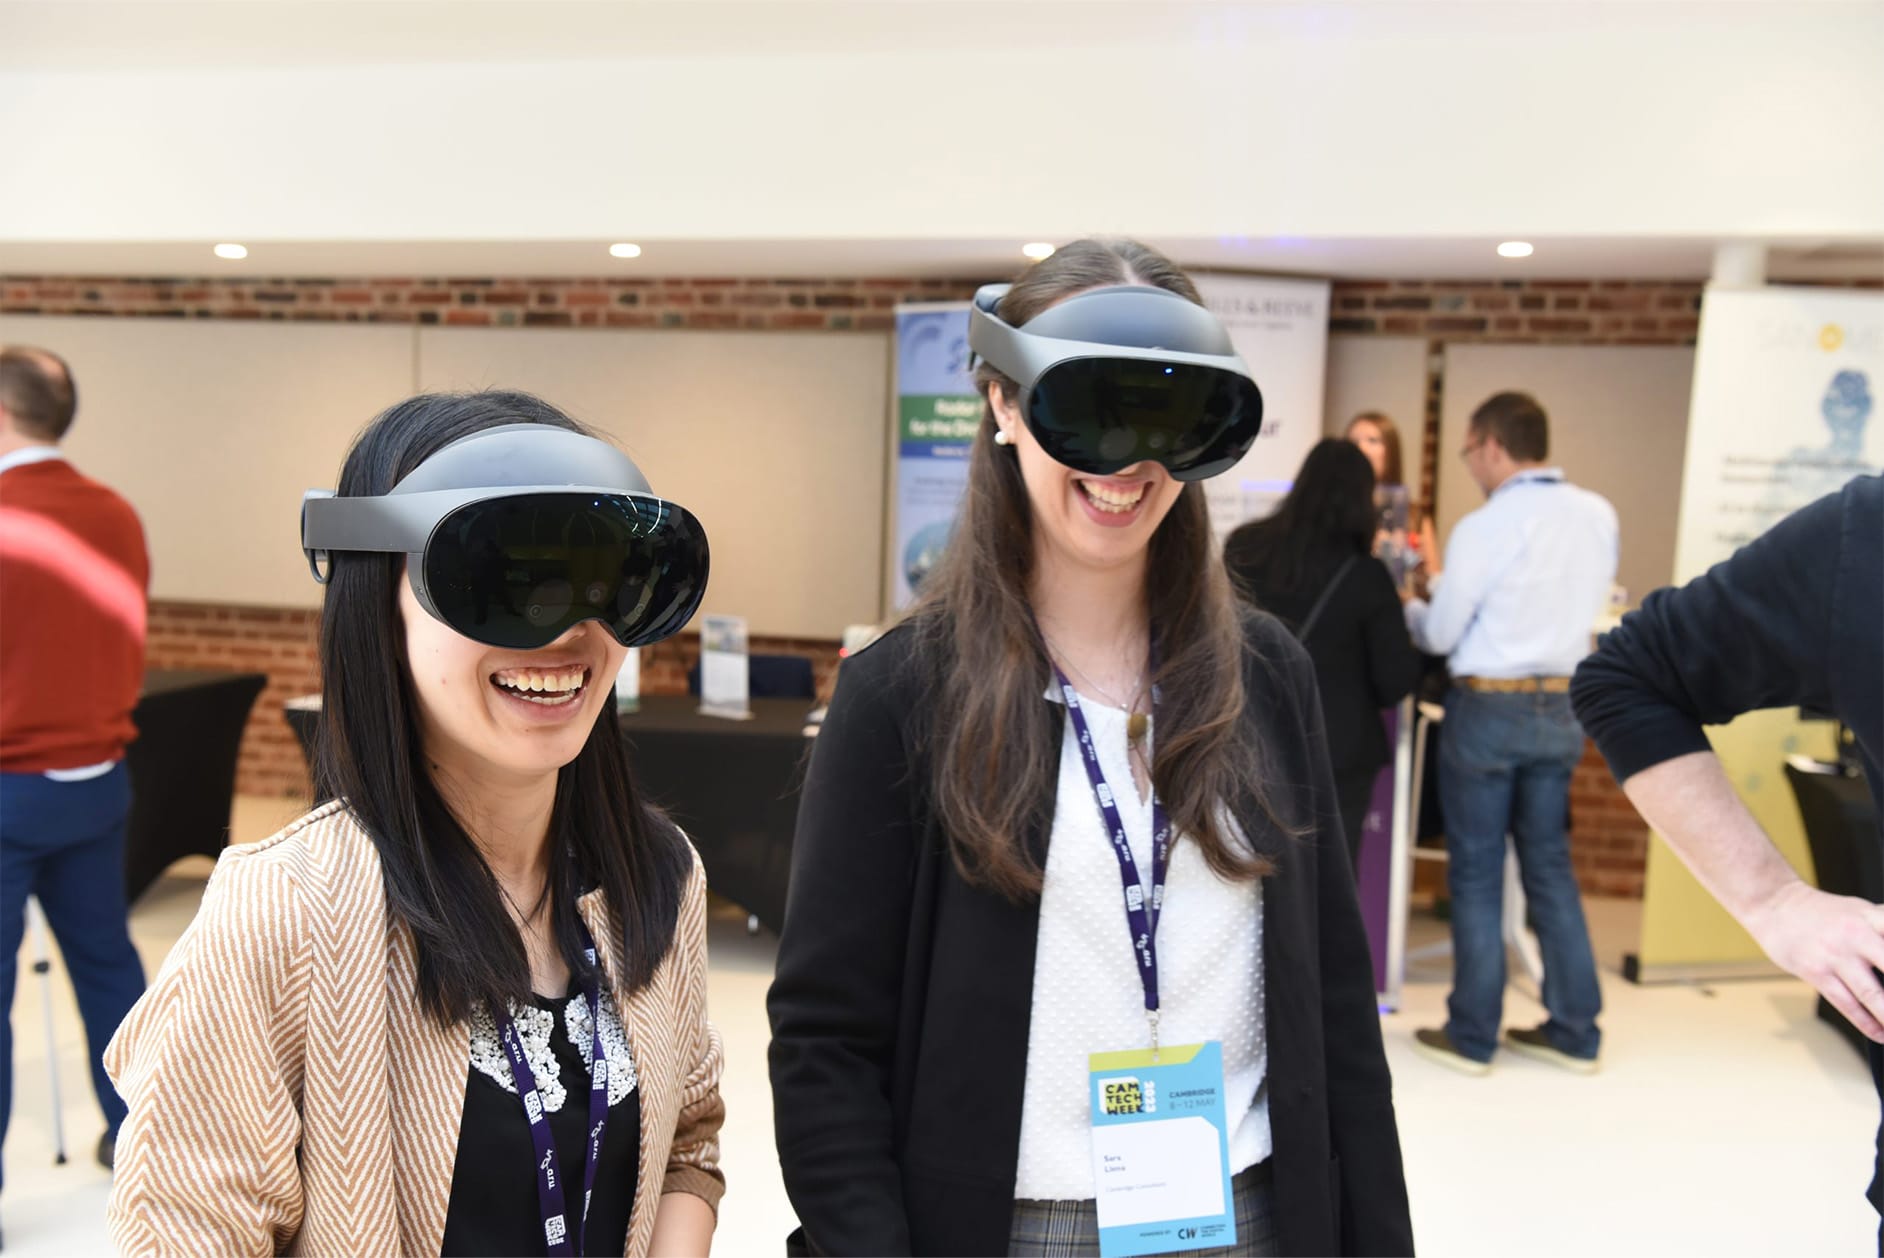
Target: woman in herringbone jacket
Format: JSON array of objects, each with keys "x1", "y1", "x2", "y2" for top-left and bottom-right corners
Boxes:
[{"x1": 104, "y1": 392, "x2": 723, "y2": 1257}]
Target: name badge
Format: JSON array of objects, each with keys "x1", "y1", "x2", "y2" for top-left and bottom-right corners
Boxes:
[{"x1": 1087, "y1": 1040, "x2": 1235, "y2": 1258}]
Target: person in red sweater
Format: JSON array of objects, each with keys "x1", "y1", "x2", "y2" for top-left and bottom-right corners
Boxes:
[{"x1": 0, "y1": 345, "x2": 150, "y2": 1204}]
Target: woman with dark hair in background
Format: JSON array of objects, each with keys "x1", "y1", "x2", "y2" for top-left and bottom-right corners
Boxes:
[
  {"x1": 769, "y1": 241, "x2": 1411, "y2": 1257},
  {"x1": 1224, "y1": 439, "x2": 1421, "y2": 869},
  {"x1": 104, "y1": 392, "x2": 723, "y2": 1256}
]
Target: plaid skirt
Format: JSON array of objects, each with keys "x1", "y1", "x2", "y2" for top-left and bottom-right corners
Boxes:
[{"x1": 1007, "y1": 1161, "x2": 1277, "y2": 1258}]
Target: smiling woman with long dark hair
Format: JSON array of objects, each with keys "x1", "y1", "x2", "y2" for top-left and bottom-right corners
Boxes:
[
  {"x1": 768, "y1": 241, "x2": 1411, "y2": 1257},
  {"x1": 104, "y1": 392, "x2": 724, "y2": 1257}
]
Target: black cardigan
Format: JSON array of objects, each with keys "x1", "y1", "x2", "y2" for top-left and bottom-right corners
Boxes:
[
  {"x1": 1223, "y1": 534, "x2": 1423, "y2": 777},
  {"x1": 766, "y1": 608, "x2": 1414, "y2": 1256}
]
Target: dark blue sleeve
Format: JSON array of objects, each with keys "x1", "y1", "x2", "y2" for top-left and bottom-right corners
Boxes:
[{"x1": 1570, "y1": 485, "x2": 1845, "y2": 784}]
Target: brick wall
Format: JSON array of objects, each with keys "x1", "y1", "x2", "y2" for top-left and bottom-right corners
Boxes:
[
  {"x1": 1330, "y1": 278, "x2": 1710, "y2": 343},
  {"x1": 1571, "y1": 742, "x2": 1648, "y2": 898},
  {"x1": 1, "y1": 274, "x2": 986, "y2": 332}
]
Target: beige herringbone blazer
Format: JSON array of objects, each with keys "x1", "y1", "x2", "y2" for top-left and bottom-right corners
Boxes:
[{"x1": 103, "y1": 800, "x2": 725, "y2": 1257}]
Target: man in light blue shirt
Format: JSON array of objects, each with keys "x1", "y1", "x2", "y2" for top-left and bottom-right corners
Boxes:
[{"x1": 1406, "y1": 391, "x2": 1618, "y2": 1077}]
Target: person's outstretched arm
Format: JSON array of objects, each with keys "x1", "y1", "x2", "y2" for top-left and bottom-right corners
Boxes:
[{"x1": 1571, "y1": 480, "x2": 1884, "y2": 1039}]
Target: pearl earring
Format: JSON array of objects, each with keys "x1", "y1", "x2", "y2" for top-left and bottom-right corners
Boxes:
[{"x1": 994, "y1": 429, "x2": 1012, "y2": 446}]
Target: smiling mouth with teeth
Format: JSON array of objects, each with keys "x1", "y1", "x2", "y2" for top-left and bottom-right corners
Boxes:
[
  {"x1": 490, "y1": 666, "x2": 591, "y2": 705},
  {"x1": 1077, "y1": 479, "x2": 1149, "y2": 514}
]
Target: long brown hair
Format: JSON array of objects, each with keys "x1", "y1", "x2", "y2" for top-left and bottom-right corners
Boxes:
[
  {"x1": 1345, "y1": 410, "x2": 1404, "y2": 488},
  {"x1": 908, "y1": 239, "x2": 1279, "y2": 901}
]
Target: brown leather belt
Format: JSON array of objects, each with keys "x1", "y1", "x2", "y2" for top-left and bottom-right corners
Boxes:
[{"x1": 1458, "y1": 675, "x2": 1572, "y2": 694}]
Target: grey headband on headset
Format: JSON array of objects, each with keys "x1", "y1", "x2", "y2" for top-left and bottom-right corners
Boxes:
[
  {"x1": 967, "y1": 283, "x2": 1256, "y2": 396},
  {"x1": 300, "y1": 423, "x2": 660, "y2": 583}
]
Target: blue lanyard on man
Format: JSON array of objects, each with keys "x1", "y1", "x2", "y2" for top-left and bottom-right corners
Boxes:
[
  {"x1": 491, "y1": 918, "x2": 614, "y2": 1256},
  {"x1": 1049, "y1": 660, "x2": 1173, "y2": 1058}
]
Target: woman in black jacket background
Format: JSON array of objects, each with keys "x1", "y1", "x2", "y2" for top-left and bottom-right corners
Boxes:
[{"x1": 1224, "y1": 439, "x2": 1422, "y2": 869}]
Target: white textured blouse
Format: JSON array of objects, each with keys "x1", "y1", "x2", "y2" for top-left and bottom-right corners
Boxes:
[{"x1": 1014, "y1": 689, "x2": 1272, "y2": 1201}]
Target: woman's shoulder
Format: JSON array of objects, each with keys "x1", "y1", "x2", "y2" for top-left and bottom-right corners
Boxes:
[
  {"x1": 839, "y1": 617, "x2": 921, "y2": 670},
  {"x1": 1233, "y1": 602, "x2": 1316, "y2": 694},
  {"x1": 212, "y1": 798, "x2": 384, "y2": 899},
  {"x1": 826, "y1": 618, "x2": 930, "y2": 713},
  {"x1": 1235, "y1": 599, "x2": 1307, "y2": 659}
]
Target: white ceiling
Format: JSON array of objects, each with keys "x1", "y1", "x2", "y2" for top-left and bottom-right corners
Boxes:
[
  {"x1": 3, "y1": 1, "x2": 1879, "y2": 281},
  {"x1": 0, "y1": 1, "x2": 1748, "y2": 69}
]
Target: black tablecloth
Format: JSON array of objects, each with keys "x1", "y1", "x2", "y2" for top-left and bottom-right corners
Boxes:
[
  {"x1": 283, "y1": 694, "x2": 814, "y2": 933},
  {"x1": 125, "y1": 669, "x2": 267, "y2": 902},
  {"x1": 619, "y1": 697, "x2": 813, "y2": 934},
  {"x1": 1788, "y1": 759, "x2": 1882, "y2": 1059}
]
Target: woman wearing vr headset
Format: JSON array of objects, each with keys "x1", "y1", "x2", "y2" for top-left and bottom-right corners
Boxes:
[
  {"x1": 103, "y1": 392, "x2": 723, "y2": 1257},
  {"x1": 769, "y1": 241, "x2": 1411, "y2": 1256}
]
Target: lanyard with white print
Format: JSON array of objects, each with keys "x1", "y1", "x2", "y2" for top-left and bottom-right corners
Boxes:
[
  {"x1": 1049, "y1": 659, "x2": 1173, "y2": 1057},
  {"x1": 491, "y1": 918, "x2": 613, "y2": 1256}
]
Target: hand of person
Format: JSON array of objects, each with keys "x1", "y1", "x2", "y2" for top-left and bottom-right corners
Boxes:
[{"x1": 1744, "y1": 880, "x2": 1884, "y2": 1041}]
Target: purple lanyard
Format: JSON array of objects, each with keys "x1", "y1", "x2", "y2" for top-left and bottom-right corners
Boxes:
[
  {"x1": 492, "y1": 919, "x2": 613, "y2": 1257},
  {"x1": 1050, "y1": 662, "x2": 1173, "y2": 1055}
]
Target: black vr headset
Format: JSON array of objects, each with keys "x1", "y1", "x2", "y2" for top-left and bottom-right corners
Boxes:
[
  {"x1": 967, "y1": 282, "x2": 1265, "y2": 481},
  {"x1": 301, "y1": 424, "x2": 709, "y2": 651}
]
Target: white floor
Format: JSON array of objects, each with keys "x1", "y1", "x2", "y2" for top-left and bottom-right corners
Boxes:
[{"x1": 3, "y1": 797, "x2": 1876, "y2": 1255}]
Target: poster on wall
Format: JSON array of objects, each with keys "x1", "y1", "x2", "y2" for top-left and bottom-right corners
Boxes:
[
  {"x1": 890, "y1": 303, "x2": 979, "y2": 612},
  {"x1": 1673, "y1": 287, "x2": 1882, "y2": 579},
  {"x1": 1637, "y1": 285, "x2": 1883, "y2": 976},
  {"x1": 1190, "y1": 274, "x2": 1332, "y2": 542}
]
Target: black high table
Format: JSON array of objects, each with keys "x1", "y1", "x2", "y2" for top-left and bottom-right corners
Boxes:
[
  {"x1": 1787, "y1": 756, "x2": 1882, "y2": 1060},
  {"x1": 283, "y1": 694, "x2": 814, "y2": 934},
  {"x1": 125, "y1": 669, "x2": 267, "y2": 902}
]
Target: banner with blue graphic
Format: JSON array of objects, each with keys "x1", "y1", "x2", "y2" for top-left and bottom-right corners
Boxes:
[{"x1": 890, "y1": 304, "x2": 979, "y2": 610}]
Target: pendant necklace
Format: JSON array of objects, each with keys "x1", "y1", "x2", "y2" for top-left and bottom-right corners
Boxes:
[{"x1": 1043, "y1": 638, "x2": 1151, "y2": 746}]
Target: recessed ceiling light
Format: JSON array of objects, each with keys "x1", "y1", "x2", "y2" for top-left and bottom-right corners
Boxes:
[
  {"x1": 213, "y1": 242, "x2": 248, "y2": 260},
  {"x1": 609, "y1": 242, "x2": 642, "y2": 259},
  {"x1": 1022, "y1": 242, "x2": 1056, "y2": 260},
  {"x1": 1497, "y1": 241, "x2": 1535, "y2": 259}
]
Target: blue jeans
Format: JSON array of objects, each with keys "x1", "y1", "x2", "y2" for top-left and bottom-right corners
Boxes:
[
  {"x1": 1, "y1": 763, "x2": 148, "y2": 1189},
  {"x1": 1438, "y1": 689, "x2": 1602, "y2": 1062}
]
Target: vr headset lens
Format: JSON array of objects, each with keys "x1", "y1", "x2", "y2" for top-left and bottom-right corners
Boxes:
[
  {"x1": 1027, "y1": 357, "x2": 1264, "y2": 482},
  {"x1": 423, "y1": 493, "x2": 708, "y2": 650}
]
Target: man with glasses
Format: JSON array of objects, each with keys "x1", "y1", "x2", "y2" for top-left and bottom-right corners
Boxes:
[{"x1": 1404, "y1": 391, "x2": 1619, "y2": 1077}]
